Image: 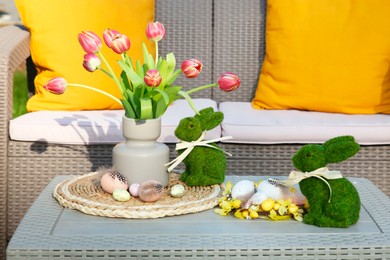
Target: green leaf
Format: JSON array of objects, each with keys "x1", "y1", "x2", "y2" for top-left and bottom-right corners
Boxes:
[
  {"x1": 126, "y1": 89, "x2": 139, "y2": 119},
  {"x1": 136, "y1": 60, "x2": 144, "y2": 78},
  {"x1": 139, "y1": 98, "x2": 153, "y2": 119},
  {"x1": 166, "y1": 52, "x2": 176, "y2": 73},
  {"x1": 118, "y1": 60, "x2": 144, "y2": 88},
  {"x1": 154, "y1": 98, "x2": 169, "y2": 118},
  {"x1": 165, "y1": 69, "x2": 182, "y2": 86},
  {"x1": 123, "y1": 52, "x2": 134, "y2": 70},
  {"x1": 178, "y1": 90, "x2": 199, "y2": 114},
  {"x1": 121, "y1": 99, "x2": 136, "y2": 118},
  {"x1": 143, "y1": 64, "x2": 150, "y2": 76},
  {"x1": 165, "y1": 86, "x2": 182, "y2": 101},
  {"x1": 120, "y1": 71, "x2": 132, "y2": 92},
  {"x1": 152, "y1": 88, "x2": 170, "y2": 105},
  {"x1": 142, "y1": 43, "x2": 155, "y2": 69}
]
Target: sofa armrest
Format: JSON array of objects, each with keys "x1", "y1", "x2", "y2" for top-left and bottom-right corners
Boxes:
[
  {"x1": 0, "y1": 25, "x2": 30, "y2": 121},
  {"x1": 0, "y1": 25, "x2": 30, "y2": 258}
]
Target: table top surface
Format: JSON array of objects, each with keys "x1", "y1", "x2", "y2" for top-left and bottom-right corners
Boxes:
[{"x1": 7, "y1": 175, "x2": 390, "y2": 259}]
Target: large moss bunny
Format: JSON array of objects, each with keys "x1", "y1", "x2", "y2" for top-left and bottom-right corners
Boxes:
[
  {"x1": 292, "y1": 136, "x2": 361, "y2": 228},
  {"x1": 174, "y1": 107, "x2": 227, "y2": 186}
]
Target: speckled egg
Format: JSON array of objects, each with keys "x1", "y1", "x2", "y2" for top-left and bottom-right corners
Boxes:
[
  {"x1": 138, "y1": 180, "x2": 164, "y2": 202},
  {"x1": 100, "y1": 171, "x2": 129, "y2": 194},
  {"x1": 170, "y1": 184, "x2": 185, "y2": 198}
]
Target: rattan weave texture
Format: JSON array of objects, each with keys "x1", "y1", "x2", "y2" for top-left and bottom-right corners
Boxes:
[
  {"x1": 0, "y1": 25, "x2": 30, "y2": 260},
  {"x1": 53, "y1": 172, "x2": 221, "y2": 219}
]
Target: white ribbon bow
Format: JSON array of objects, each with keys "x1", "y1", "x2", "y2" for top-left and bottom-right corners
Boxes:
[
  {"x1": 273, "y1": 167, "x2": 343, "y2": 203},
  {"x1": 165, "y1": 132, "x2": 233, "y2": 172}
]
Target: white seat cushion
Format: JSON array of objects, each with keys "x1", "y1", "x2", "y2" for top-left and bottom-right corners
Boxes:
[
  {"x1": 10, "y1": 99, "x2": 220, "y2": 144},
  {"x1": 219, "y1": 102, "x2": 390, "y2": 145}
]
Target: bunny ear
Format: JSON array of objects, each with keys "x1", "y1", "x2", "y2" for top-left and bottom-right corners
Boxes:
[
  {"x1": 194, "y1": 107, "x2": 224, "y2": 131},
  {"x1": 324, "y1": 135, "x2": 360, "y2": 163}
]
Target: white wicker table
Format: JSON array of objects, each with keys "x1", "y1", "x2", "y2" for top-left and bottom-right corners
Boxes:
[{"x1": 6, "y1": 175, "x2": 390, "y2": 259}]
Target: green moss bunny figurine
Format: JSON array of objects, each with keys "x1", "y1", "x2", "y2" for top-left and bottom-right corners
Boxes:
[
  {"x1": 292, "y1": 135, "x2": 361, "y2": 228},
  {"x1": 173, "y1": 107, "x2": 227, "y2": 186}
]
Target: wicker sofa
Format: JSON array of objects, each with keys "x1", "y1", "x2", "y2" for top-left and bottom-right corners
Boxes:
[{"x1": 1, "y1": 0, "x2": 390, "y2": 258}]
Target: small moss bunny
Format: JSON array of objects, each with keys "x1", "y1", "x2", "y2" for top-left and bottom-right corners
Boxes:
[
  {"x1": 174, "y1": 107, "x2": 227, "y2": 186},
  {"x1": 292, "y1": 135, "x2": 361, "y2": 228}
]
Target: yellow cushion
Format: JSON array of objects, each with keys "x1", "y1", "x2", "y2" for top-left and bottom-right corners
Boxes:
[
  {"x1": 16, "y1": 0, "x2": 155, "y2": 111},
  {"x1": 252, "y1": 0, "x2": 390, "y2": 114}
]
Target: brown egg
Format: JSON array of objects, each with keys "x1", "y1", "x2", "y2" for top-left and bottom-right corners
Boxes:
[
  {"x1": 100, "y1": 171, "x2": 129, "y2": 194},
  {"x1": 138, "y1": 180, "x2": 164, "y2": 202}
]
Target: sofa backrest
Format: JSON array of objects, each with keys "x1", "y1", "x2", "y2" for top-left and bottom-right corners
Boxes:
[
  {"x1": 213, "y1": 0, "x2": 266, "y2": 103},
  {"x1": 156, "y1": 0, "x2": 266, "y2": 102},
  {"x1": 156, "y1": 0, "x2": 214, "y2": 99}
]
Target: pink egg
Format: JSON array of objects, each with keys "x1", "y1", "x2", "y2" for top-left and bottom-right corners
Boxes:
[
  {"x1": 100, "y1": 171, "x2": 129, "y2": 194},
  {"x1": 129, "y1": 183, "x2": 140, "y2": 197},
  {"x1": 138, "y1": 180, "x2": 164, "y2": 202}
]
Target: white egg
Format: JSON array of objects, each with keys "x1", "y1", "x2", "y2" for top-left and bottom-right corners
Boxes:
[
  {"x1": 256, "y1": 180, "x2": 284, "y2": 201},
  {"x1": 231, "y1": 180, "x2": 256, "y2": 203}
]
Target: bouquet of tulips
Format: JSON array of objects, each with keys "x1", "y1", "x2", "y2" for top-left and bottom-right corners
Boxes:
[{"x1": 44, "y1": 22, "x2": 241, "y2": 119}]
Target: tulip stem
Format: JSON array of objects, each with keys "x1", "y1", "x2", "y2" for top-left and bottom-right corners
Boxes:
[
  {"x1": 97, "y1": 51, "x2": 124, "y2": 97},
  {"x1": 185, "y1": 83, "x2": 218, "y2": 95},
  {"x1": 99, "y1": 68, "x2": 113, "y2": 78},
  {"x1": 155, "y1": 41, "x2": 159, "y2": 67},
  {"x1": 68, "y1": 83, "x2": 122, "y2": 106}
]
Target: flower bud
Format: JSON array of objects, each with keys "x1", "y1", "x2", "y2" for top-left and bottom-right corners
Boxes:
[
  {"x1": 78, "y1": 31, "x2": 102, "y2": 54},
  {"x1": 43, "y1": 77, "x2": 67, "y2": 94},
  {"x1": 83, "y1": 53, "x2": 101, "y2": 72},
  {"x1": 218, "y1": 72, "x2": 241, "y2": 92},
  {"x1": 181, "y1": 58, "x2": 203, "y2": 78},
  {"x1": 103, "y1": 28, "x2": 121, "y2": 48},
  {"x1": 144, "y1": 69, "x2": 162, "y2": 87},
  {"x1": 110, "y1": 34, "x2": 131, "y2": 54},
  {"x1": 146, "y1": 21, "x2": 166, "y2": 42}
]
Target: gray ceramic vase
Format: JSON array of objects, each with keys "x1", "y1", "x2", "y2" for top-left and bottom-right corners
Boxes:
[{"x1": 112, "y1": 116, "x2": 169, "y2": 187}]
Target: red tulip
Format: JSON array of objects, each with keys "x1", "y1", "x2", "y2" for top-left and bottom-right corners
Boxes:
[
  {"x1": 103, "y1": 28, "x2": 121, "y2": 48},
  {"x1": 78, "y1": 31, "x2": 102, "y2": 54},
  {"x1": 181, "y1": 58, "x2": 203, "y2": 78},
  {"x1": 144, "y1": 69, "x2": 162, "y2": 87},
  {"x1": 43, "y1": 77, "x2": 67, "y2": 94},
  {"x1": 110, "y1": 34, "x2": 131, "y2": 54},
  {"x1": 146, "y1": 21, "x2": 166, "y2": 42},
  {"x1": 83, "y1": 53, "x2": 101, "y2": 72},
  {"x1": 218, "y1": 72, "x2": 241, "y2": 92}
]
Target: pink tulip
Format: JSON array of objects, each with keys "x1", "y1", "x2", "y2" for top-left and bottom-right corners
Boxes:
[
  {"x1": 144, "y1": 69, "x2": 162, "y2": 87},
  {"x1": 111, "y1": 34, "x2": 130, "y2": 54},
  {"x1": 43, "y1": 77, "x2": 67, "y2": 94},
  {"x1": 103, "y1": 28, "x2": 121, "y2": 48},
  {"x1": 110, "y1": 34, "x2": 131, "y2": 54},
  {"x1": 146, "y1": 21, "x2": 166, "y2": 42},
  {"x1": 218, "y1": 72, "x2": 241, "y2": 92},
  {"x1": 181, "y1": 58, "x2": 203, "y2": 78},
  {"x1": 83, "y1": 53, "x2": 101, "y2": 72},
  {"x1": 78, "y1": 31, "x2": 102, "y2": 54}
]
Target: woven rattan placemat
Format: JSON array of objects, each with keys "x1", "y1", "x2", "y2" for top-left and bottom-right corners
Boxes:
[{"x1": 53, "y1": 171, "x2": 222, "y2": 219}]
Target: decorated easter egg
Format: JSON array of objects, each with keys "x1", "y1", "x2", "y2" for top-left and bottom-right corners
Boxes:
[
  {"x1": 231, "y1": 180, "x2": 255, "y2": 203},
  {"x1": 139, "y1": 180, "x2": 164, "y2": 202},
  {"x1": 100, "y1": 171, "x2": 129, "y2": 194}
]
